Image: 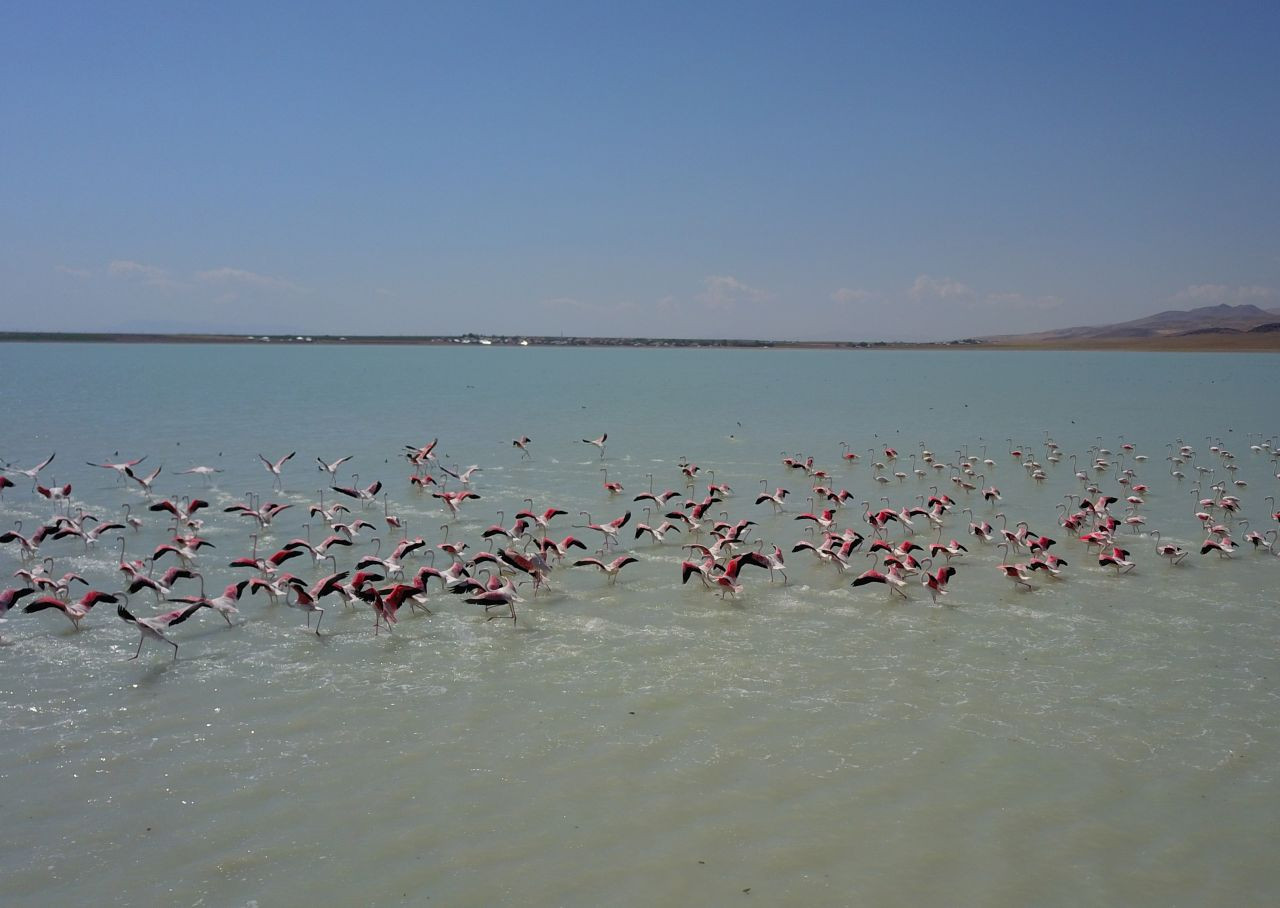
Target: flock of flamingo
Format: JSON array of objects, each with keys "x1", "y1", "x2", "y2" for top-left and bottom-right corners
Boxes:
[{"x1": 1, "y1": 429, "x2": 1278, "y2": 661}]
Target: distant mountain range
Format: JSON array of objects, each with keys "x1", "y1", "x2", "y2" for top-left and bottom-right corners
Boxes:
[{"x1": 981, "y1": 303, "x2": 1280, "y2": 346}]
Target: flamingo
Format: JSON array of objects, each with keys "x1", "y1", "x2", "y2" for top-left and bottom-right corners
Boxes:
[
  {"x1": 432, "y1": 489, "x2": 481, "y2": 519},
  {"x1": 539, "y1": 535, "x2": 588, "y2": 562},
  {"x1": 4, "y1": 452, "x2": 55, "y2": 486},
  {"x1": 1098, "y1": 546, "x2": 1136, "y2": 574},
  {"x1": 36, "y1": 482, "x2": 73, "y2": 503},
  {"x1": 86, "y1": 455, "x2": 146, "y2": 482},
  {"x1": 922, "y1": 565, "x2": 956, "y2": 603},
  {"x1": 259, "y1": 451, "x2": 296, "y2": 488},
  {"x1": 332, "y1": 477, "x2": 383, "y2": 507},
  {"x1": 168, "y1": 579, "x2": 246, "y2": 626},
  {"x1": 465, "y1": 577, "x2": 523, "y2": 623},
  {"x1": 794, "y1": 507, "x2": 837, "y2": 531},
  {"x1": 753, "y1": 543, "x2": 788, "y2": 583},
  {"x1": 634, "y1": 520, "x2": 682, "y2": 544},
  {"x1": 124, "y1": 464, "x2": 163, "y2": 496},
  {"x1": 404, "y1": 438, "x2": 439, "y2": 470},
  {"x1": 0, "y1": 586, "x2": 37, "y2": 617},
  {"x1": 176, "y1": 465, "x2": 223, "y2": 482},
  {"x1": 284, "y1": 585, "x2": 326, "y2": 634},
  {"x1": 498, "y1": 547, "x2": 554, "y2": 594},
  {"x1": 851, "y1": 559, "x2": 909, "y2": 599},
  {"x1": 600, "y1": 468, "x2": 623, "y2": 493},
  {"x1": 1200, "y1": 537, "x2": 1238, "y2": 558},
  {"x1": 578, "y1": 510, "x2": 631, "y2": 550},
  {"x1": 512, "y1": 436, "x2": 533, "y2": 459},
  {"x1": 629, "y1": 474, "x2": 673, "y2": 507},
  {"x1": 441, "y1": 464, "x2": 482, "y2": 485},
  {"x1": 573, "y1": 554, "x2": 640, "y2": 583},
  {"x1": 516, "y1": 504, "x2": 569, "y2": 533},
  {"x1": 582, "y1": 432, "x2": 608, "y2": 459},
  {"x1": 316, "y1": 455, "x2": 354, "y2": 483},
  {"x1": 1150, "y1": 531, "x2": 1188, "y2": 564},
  {"x1": 116, "y1": 599, "x2": 207, "y2": 660},
  {"x1": 755, "y1": 484, "x2": 789, "y2": 513},
  {"x1": 127, "y1": 566, "x2": 201, "y2": 602},
  {"x1": 23, "y1": 590, "x2": 121, "y2": 630}
]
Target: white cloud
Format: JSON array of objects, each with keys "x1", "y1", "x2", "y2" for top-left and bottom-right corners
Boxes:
[
  {"x1": 830, "y1": 287, "x2": 875, "y2": 304},
  {"x1": 56, "y1": 264, "x2": 93, "y2": 278},
  {"x1": 696, "y1": 275, "x2": 769, "y2": 309},
  {"x1": 908, "y1": 274, "x2": 974, "y2": 301},
  {"x1": 196, "y1": 267, "x2": 302, "y2": 292}
]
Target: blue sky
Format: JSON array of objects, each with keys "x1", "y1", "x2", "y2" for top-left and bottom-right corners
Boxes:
[{"x1": 3, "y1": 1, "x2": 1278, "y2": 340}]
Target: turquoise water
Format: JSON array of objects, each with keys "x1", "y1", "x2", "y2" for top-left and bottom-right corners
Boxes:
[{"x1": 1, "y1": 343, "x2": 1277, "y2": 906}]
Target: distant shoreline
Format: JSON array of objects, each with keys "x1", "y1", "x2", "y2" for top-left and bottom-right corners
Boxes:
[{"x1": 1, "y1": 331, "x2": 1277, "y2": 352}]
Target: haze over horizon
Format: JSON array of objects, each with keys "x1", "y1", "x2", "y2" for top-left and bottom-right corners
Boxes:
[{"x1": 3, "y1": 2, "x2": 1278, "y2": 342}]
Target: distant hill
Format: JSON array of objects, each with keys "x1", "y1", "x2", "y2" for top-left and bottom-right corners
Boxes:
[{"x1": 980, "y1": 303, "x2": 1280, "y2": 346}]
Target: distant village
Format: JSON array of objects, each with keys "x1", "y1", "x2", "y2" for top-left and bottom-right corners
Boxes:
[{"x1": 0, "y1": 331, "x2": 986, "y2": 349}]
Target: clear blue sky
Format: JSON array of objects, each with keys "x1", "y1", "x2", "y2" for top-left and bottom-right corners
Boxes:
[{"x1": 3, "y1": 1, "x2": 1278, "y2": 340}]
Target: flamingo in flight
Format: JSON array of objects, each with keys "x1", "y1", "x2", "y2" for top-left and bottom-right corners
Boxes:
[
  {"x1": 23, "y1": 590, "x2": 121, "y2": 630},
  {"x1": 116, "y1": 599, "x2": 207, "y2": 660},
  {"x1": 259, "y1": 452, "x2": 296, "y2": 488},
  {"x1": 851, "y1": 562, "x2": 910, "y2": 599},
  {"x1": 578, "y1": 510, "x2": 631, "y2": 550},
  {"x1": 4, "y1": 452, "x2": 55, "y2": 486},
  {"x1": 512, "y1": 436, "x2": 533, "y2": 459},
  {"x1": 331, "y1": 477, "x2": 383, "y2": 506},
  {"x1": 573, "y1": 554, "x2": 640, "y2": 583},
  {"x1": 583, "y1": 433, "x2": 608, "y2": 459},
  {"x1": 465, "y1": 578, "x2": 523, "y2": 623},
  {"x1": 922, "y1": 565, "x2": 956, "y2": 603},
  {"x1": 316, "y1": 455, "x2": 354, "y2": 483},
  {"x1": 86, "y1": 455, "x2": 146, "y2": 482},
  {"x1": 176, "y1": 465, "x2": 223, "y2": 482},
  {"x1": 125, "y1": 464, "x2": 163, "y2": 495}
]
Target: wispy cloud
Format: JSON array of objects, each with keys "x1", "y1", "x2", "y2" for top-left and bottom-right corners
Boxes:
[
  {"x1": 830, "y1": 287, "x2": 875, "y2": 305},
  {"x1": 55, "y1": 264, "x2": 93, "y2": 279},
  {"x1": 696, "y1": 275, "x2": 769, "y2": 310},
  {"x1": 108, "y1": 259, "x2": 178, "y2": 288},
  {"x1": 983, "y1": 291, "x2": 1062, "y2": 311},
  {"x1": 196, "y1": 267, "x2": 303, "y2": 292}
]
